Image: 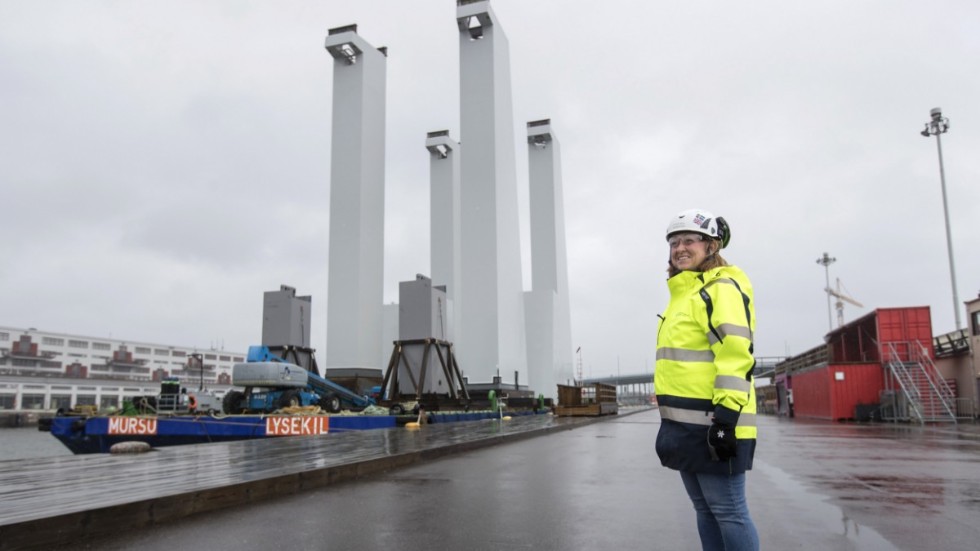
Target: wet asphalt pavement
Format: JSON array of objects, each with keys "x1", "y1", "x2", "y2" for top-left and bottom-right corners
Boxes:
[{"x1": 46, "y1": 409, "x2": 980, "y2": 550}]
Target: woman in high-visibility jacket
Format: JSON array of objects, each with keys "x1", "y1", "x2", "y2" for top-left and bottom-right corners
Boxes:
[{"x1": 655, "y1": 208, "x2": 759, "y2": 551}]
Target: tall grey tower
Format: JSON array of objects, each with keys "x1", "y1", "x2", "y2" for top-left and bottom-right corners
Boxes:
[
  {"x1": 524, "y1": 120, "x2": 574, "y2": 398},
  {"x1": 455, "y1": 0, "x2": 528, "y2": 384},
  {"x1": 426, "y1": 130, "x2": 462, "y2": 343},
  {"x1": 324, "y1": 25, "x2": 387, "y2": 369}
]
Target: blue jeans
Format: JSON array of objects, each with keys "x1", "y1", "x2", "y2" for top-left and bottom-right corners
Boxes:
[{"x1": 679, "y1": 470, "x2": 759, "y2": 551}]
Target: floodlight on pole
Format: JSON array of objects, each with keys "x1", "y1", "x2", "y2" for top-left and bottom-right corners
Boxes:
[
  {"x1": 816, "y1": 252, "x2": 836, "y2": 332},
  {"x1": 920, "y1": 107, "x2": 962, "y2": 330}
]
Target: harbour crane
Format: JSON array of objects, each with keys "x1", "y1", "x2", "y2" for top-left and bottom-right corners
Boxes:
[{"x1": 824, "y1": 277, "x2": 862, "y2": 328}]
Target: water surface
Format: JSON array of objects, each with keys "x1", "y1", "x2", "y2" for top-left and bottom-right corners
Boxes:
[{"x1": 0, "y1": 427, "x2": 73, "y2": 461}]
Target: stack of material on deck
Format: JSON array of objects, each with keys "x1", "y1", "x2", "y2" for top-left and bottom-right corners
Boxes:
[{"x1": 555, "y1": 383, "x2": 618, "y2": 417}]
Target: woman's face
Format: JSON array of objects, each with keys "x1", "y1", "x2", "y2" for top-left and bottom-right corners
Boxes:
[{"x1": 669, "y1": 232, "x2": 710, "y2": 271}]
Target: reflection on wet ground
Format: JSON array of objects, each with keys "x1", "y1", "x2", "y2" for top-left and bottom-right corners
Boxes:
[
  {"x1": 757, "y1": 414, "x2": 980, "y2": 549},
  {"x1": 752, "y1": 459, "x2": 899, "y2": 549}
]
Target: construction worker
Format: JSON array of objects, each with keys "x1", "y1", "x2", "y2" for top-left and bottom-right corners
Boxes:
[{"x1": 654, "y1": 208, "x2": 759, "y2": 551}]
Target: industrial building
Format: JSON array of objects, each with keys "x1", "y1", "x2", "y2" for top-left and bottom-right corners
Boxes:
[
  {"x1": 0, "y1": 325, "x2": 243, "y2": 411},
  {"x1": 771, "y1": 301, "x2": 979, "y2": 422}
]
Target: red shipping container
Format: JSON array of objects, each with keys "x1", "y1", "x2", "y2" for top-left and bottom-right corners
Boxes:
[
  {"x1": 792, "y1": 363, "x2": 883, "y2": 421},
  {"x1": 786, "y1": 307, "x2": 934, "y2": 421},
  {"x1": 876, "y1": 307, "x2": 934, "y2": 361},
  {"x1": 790, "y1": 368, "x2": 829, "y2": 419}
]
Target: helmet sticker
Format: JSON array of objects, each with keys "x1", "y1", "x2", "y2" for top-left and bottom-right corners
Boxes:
[{"x1": 692, "y1": 213, "x2": 706, "y2": 227}]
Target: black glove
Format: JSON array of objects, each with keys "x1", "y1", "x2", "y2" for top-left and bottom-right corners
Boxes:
[{"x1": 707, "y1": 421, "x2": 737, "y2": 461}]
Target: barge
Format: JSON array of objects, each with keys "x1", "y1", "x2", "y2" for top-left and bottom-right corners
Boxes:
[{"x1": 41, "y1": 409, "x2": 547, "y2": 454}]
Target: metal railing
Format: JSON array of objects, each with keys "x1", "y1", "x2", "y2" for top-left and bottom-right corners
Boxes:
[
  {"x1": 882, "y1": 341, "x2": 956, "y2": 424},
  {"x1": 933, "y1": 328, "x2": 970, "y2": 358},
  {"x1": 883, "y1": 345, "x2": 923, "y2": 423},
  {"x1": 954, "y1": 397, "x2": 977, "y2": 419},
  {"x1": 911, "y1": 340, "x2": 958, "y2": 421}
]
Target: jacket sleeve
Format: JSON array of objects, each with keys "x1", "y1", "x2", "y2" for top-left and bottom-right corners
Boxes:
[{"x1": 703, "y1": 277, "x2": 755, "y2": 425}]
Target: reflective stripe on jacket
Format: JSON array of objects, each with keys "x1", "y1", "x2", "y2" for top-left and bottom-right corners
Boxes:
[{"x1": 654, "y1": 265, "x2": 757, "y2": 474}]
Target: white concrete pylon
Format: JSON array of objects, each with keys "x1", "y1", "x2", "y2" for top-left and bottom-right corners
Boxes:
[
  {"x1": 524, "y1": 119, "x2": 574, "y2": 399},
  {"x1": 426, "y1": 130, "x2": 461, "y2": 344},
  {"x1": 324, "y1": 25, "x2": 387, "y2": 369},
  {"x1": 455, "y1": 0, "x2": 528, "y2": 385}
]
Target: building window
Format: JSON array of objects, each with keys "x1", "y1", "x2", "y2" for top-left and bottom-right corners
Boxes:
[
  {"x1": 972, "y1": 310, "x2": 980, "y2": 337},
  {"x1": 42, "y1": 337, "x2": 65, "y2": 346},
  {"x1": 219, "y1": 355, "x2": 231, "y2": 362},
  {"x1": 68, "y1": 340, "x2": 89, "y2": 348},
  {"x1": 0, "y1": 395, "x2": 14, "y2": 409},
  {"x1": 135, "y1": 347, "x2": 151, "y2": 354},
  {"x1": 51, "y1": 395, "x2": 72, "y2": 410},
  {"x1": 0, "y1": 332, "x2": 9, "y2": 342},
  {"x1": 172, "y1": 350, "x2": 186, "y2": 357},
  {"x1": 154, "y1": 349, "x2": 170, "y2": 356},
  {"x1": 21, "y1": 394, "x2": 46, "y2": 410},
  {"x1": 92, "y1": 342, "x2": 111, "y2": 351},
  {"x1": 233, "y1": 357, "x2": 244, "y2": 362},
  {"x1": 75, "y1": 395, "x2": 96, "y2": 406},
  {"x1": 205, "y1": 354, "x2": 217, "y2": 360}
]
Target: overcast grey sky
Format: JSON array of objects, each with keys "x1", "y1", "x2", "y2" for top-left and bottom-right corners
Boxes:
[{"x1": 2, "y1": 1, "x2": 978, "y2": 379}]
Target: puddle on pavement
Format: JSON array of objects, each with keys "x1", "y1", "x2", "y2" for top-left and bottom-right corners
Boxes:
[{"x1": 755, "y1": 459, "x2": 899, "y2": 550}]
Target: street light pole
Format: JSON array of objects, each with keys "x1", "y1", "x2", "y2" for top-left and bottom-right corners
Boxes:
[
  {"x1": 921, "y1": 107, "x2": 962, "y2": 331},
  {"x1": 816, "y1": 252, "x2": 836, "y2": 332}
]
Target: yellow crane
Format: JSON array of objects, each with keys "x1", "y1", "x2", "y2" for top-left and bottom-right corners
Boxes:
[{"x1": 824, "y1": 277, "x2": 862, "y2": 328}]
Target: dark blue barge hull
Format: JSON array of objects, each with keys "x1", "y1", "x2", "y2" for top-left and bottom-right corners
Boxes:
[{"x1": 47, "y1": 410, "x2": 545, "y2": 454}]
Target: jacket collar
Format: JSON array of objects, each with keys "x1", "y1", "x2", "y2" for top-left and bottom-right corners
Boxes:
[
  {"x1": 667, "y1": 269, "x2": 702, "y2": 293},
  {"x1": 668, "y1": 266, "x2": 733, "y2": 292}
]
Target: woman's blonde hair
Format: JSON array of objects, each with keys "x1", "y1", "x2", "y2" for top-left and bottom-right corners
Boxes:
[{"x1": 667, "y1": 238, "x2": 728, "y2": 278}]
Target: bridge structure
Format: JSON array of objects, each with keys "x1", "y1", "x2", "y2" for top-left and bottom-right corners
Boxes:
[{"x1": 580, "y1": 356, "x2": 784, "y2": 405}]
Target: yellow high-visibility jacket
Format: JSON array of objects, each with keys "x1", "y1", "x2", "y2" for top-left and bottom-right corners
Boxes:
[{"x1": 655, "y1": 265, "x2": 757, "y2": 473}]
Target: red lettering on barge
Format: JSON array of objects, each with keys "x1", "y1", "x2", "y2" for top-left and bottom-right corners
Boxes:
[
  {"x1": 108, "y1": 417, "x2": 158, "y2": 435},
  {"x1": 265, "y1": 416, "x2": 330, "y2": 436}
]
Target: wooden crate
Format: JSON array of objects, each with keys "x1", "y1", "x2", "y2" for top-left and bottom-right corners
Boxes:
[{"x1": 555, "y1": 383, "x2": 618, "y2": 417}]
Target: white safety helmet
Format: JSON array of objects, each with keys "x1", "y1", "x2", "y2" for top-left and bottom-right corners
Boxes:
[{"x1": 665, "y1": 208, "x2": 731, "y2": 249}]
